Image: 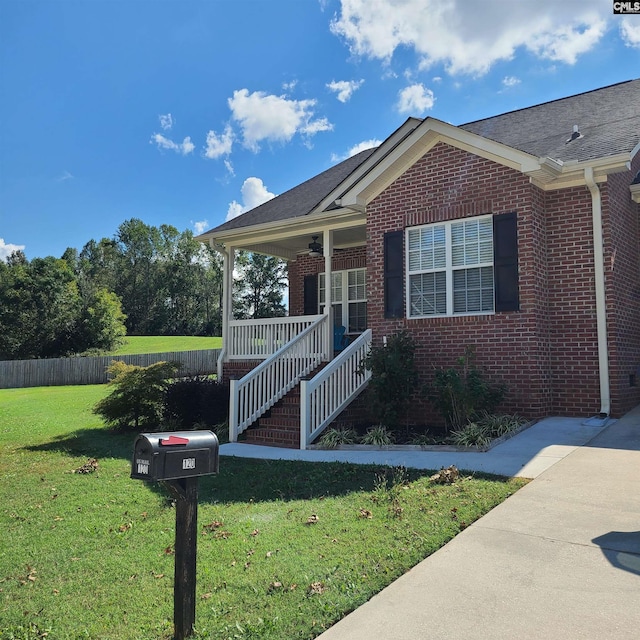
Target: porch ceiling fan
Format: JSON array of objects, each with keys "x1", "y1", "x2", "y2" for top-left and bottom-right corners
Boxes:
[{"x1": 308, "y1": 236, "x2": 322, "y2": 257}]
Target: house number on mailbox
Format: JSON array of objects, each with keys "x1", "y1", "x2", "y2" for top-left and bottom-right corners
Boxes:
[{"x1": 182, "y1": 458, "x2": 196, "y2": 470}]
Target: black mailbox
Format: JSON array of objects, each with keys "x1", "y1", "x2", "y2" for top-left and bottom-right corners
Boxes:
[{"x1": 131, "y1": 430, "x2": 219, "y2": 482}]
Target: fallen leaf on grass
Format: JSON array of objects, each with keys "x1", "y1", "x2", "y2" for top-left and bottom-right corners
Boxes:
[
  {"x1": 118, "y1": 523, "x2": 132, "y2": 532},
  {"x1": 201, "y1": 592, "x2": 212, "y2": 600},
  {"x1": 73, "y1": 458, "x2": 99, "y2": 474},
  {"x1": 305, "y1": 514, "x2": 319, "y2": 525},
  {"x1": 164, "y1": 546, "x2": 174, "y2": 555},
  {"x1": 307, "y1": 581, "x2": 326, "y2": 595},
  {"x1": 267, "y1": 581, "x2": 283, "y2": 593},
  {"x1": 430, "y1": 465, "x2": 459, "y2": 485},
  {"x1": 154, "y1": 574, "x2": 164, "y2": 579},
  {"x1": 359, "y1": 509, "x2": 372, "y2": 519},
  {"x1": 251, "y1": 529, "x2": 260, "y2": 536}
]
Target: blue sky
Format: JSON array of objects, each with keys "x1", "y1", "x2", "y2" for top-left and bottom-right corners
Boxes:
[{"x1": 1, "y1": 0, "x2": 639, "y2": 260}]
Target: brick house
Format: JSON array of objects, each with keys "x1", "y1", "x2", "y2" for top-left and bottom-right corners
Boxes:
[{"x1": 198, "y1": 79, "x2": 640, "y2": 449}]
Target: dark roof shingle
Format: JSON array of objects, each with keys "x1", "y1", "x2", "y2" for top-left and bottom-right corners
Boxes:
[{"x1": 211, "y1": 147, "x2": 377, "y2": 233}]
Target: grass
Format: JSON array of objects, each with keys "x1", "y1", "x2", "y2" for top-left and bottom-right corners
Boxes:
[
  {"x1": 106, "y1": 336, "x2": 222, "y2": 356},
  {"x1": 0, "y1": 386, "x2": 527, "y2": 640}
]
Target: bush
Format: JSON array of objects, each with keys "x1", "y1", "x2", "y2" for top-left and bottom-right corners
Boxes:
[
  {"x1": 430, "y1": 345, "x2": 506, "y2": 431},
  {"x1": 93, "y1": 360, "x2": 181, "y2": 431},
  {"x1": 163, "y1": 376, "x2": 230, "y2": 428},
  {"x1": 361, "y1": 425, "x2": 395, "y2": 446},
  {"x1": 450, "y1": 413, "x2": 527, "y2": 447},
  {"x1": 318, "y1": 427, "x2": 358, "y2": 448},
  {"x1": 361, "y1": 330, "x2": 419, "y2": 428}
]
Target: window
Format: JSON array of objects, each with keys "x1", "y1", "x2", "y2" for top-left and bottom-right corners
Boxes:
[
  {"x1": 319, "y1": 268, "x2": 367, "y2": 332},
  {"x1": 407, "y1": 216, "x2": 494, "y2": 317}
]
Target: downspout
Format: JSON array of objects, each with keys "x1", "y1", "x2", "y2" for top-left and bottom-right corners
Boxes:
[{"x1": 584, "y1": 167, "x2": 610, "y2": 416}]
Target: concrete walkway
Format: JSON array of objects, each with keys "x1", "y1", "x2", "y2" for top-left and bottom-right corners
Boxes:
[
  {"x1": 220, "y1": 416, "x2": 609, "y2": 479},
  {"x1": 221, "y1": 407, "x2": 640, "y2": 639},
  {"x1": 314, "y1": 406, "x2": 640, "y2": 640}
]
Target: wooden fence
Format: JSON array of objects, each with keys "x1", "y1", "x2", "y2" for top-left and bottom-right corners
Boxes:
[{"x1": 0, "y1": 349, "x2": 221, "y2": 389}]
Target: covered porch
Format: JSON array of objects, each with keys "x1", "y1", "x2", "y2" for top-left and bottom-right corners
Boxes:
[{"x1": 202, "y1": 218, "x2": 372, "y2": 449}]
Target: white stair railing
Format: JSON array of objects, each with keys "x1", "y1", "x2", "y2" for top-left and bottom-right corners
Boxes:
[
  {"x1": 229, "y1": 315, "x2": 328, "y2": 441},
  {"x1": 299, "y1": 329, "x2": 372, "y2": 449}
]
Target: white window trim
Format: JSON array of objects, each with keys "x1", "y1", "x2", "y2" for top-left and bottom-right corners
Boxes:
[{"x1": 406, "y1": 215, "x2": 495, "y2": 319}]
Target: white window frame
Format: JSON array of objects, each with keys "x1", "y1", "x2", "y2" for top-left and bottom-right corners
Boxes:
[
  {"x1": 319, "y1": 267, "x2": 367, "y2": 332},
  {"x1": 406, "y1": 215, "x2": 495, "y2": 318}
]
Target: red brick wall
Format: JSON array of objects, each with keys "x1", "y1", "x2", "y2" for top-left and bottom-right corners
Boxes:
[
  {"x1": 544, "y1": 185, "x2": 601, "y2": 415},
  {"x1": 365, "y1": 142, "x2": 557, "y2": 424},
  {"x1": 603, "y1": 153, "x2": 640, "y2": 415},
  {"x1": 241, "y1": 142, "x2": 640, "y2": 424}
]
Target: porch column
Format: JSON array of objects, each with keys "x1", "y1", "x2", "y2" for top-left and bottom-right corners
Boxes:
[
  {"x1": 323, "y1": 229, "x2": 333, "y2": 360},
  {"x1": 221, "y1": 245, "x2": 235, "y2": 366}
]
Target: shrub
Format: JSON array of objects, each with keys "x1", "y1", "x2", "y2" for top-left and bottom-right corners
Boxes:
[
  {"x1": 318, "y1": 427, "x2": 358, "y2": 448},
  {"x1": 163, "y1": 376, "x2": 230, "y2": 428},
  {"x1": 430, "y1": 345, "x2": 506, "y2": 431},
  {"x1": 93, "y1": 360, "x2": 181, "y2": 431},
  {"x1": 450, "y1": 422, "x2": 493, "y2": 448},
  {"x1": 361, "y1": 330, "x2": 419, "y2": 428},
  {"x1": 361, "y1": 425, "x2": 395, "y2": 446},
  {"x1": 450, "y1": 413, "x2": 527, "y2": 447}
]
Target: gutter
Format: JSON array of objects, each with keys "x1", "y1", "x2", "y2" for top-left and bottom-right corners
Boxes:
[{"x1": 584, "y1": 167, "x2": 610, "y2": 417}]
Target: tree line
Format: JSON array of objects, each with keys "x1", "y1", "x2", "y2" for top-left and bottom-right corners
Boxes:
[{"x1": 0, "y1": 218, "x2": 287, "y2": 360}]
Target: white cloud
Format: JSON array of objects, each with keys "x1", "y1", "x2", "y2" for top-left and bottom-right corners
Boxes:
[
  {"x1": 204, "y1": 125, "x2": 234, "y2": 159},
  {"x1": 397, "y1": 83, "x2": 435, "y2": 114},
  {"x1": 159, "y1": 113, "x2": 173, "y2": 130},
  {"x1": 226, "y1": 177, "x2": 276, "y2": 221},
  {"x1": 224, "y1": 159, "x2": 235, "y2": 177},
  {"x1": 193, "y1": 220, "x2": 209, "y2": 235},
  {"x1": 331, "y1": 0, "x2": 609, "y2": 75},
  {"x1": 0, "y1": 238, "x2": 25, "y2": 260},
  {"x1": 331, "y1": 138, "x2": 382, "y2": 162},
  {"x1": 327, "y1": 79, "x2": 364, "y2": 102},
  {"x1": 150, "y1": 133, "x2": 195, "y2": 155},
  {"x1": 228, "y1": 89, "x2": 333, "y2": 152},
  {"x1": 502, "y1": 75, "x2": 521, "y2": 88},
  {"x1": 620, "y1": 18, "x2": 640, "y2": 48}
]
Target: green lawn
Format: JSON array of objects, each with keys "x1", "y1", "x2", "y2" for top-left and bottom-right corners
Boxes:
[
  {"x1": 0, "y1": 385, "x2": 526, "y2": 640},
  {"x1": 107, "y1": 336, "x2": 222, "y2": 356}
]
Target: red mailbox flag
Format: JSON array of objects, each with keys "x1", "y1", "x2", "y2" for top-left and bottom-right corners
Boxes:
[{"x1": 160, "y1": 435, "x2": 190, "y2": 446}]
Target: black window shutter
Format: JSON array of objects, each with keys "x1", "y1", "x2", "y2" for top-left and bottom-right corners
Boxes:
[
  {"x1": 384, "y1": 230, "x2": 404, "y2": 318},
  {"x1": 303, "y1": 274, "x2": 318, "y2": 315},
  {"x1": 493, "y1": 212, "x2": 520, "y2": 312}
]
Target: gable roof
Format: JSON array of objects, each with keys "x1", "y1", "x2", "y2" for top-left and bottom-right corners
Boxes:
[{"x1": 200, "y1": 79, "x2": 639, "y2": 241}]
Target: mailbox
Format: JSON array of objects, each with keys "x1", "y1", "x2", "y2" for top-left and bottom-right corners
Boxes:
[{"x1": 131, "y1": 430, "x2": 219, "y2": 482}]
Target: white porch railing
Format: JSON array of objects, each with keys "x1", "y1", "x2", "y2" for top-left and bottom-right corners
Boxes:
[
  {"x1": 228, "y1": 315, "x2": 324, "y2": 360},
  {"x1": 229, "y1": 315, "x2": 329, "y2": 441},
  {"x1": 299, "y1": 329, "x2": 372, "y2": 449}
]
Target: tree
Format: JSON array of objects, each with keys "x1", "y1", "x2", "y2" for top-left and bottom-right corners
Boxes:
[
  {"x1": 0, "y1": 255, "x2": 81, "y2": 359},
  {"x1": 0, "y1": 252, "x2": 127, "y2": 359},
  {"x1": 114, "y1": 218, "x2": 163, "y2": 334},
  {"x1": 93, "y1": 360, "x2": 182, "y2": 431},
  {"x1": 233, "y1": 251, "x2": 287, "y2": 319},
  {"x1": 76, "y1": 287, "x2": 127, "y2": 352}
]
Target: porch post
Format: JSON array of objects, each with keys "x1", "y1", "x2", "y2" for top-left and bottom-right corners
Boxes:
[
  {"x1": 223, "y1": 245, "x2": 235, "y2": 359},
  {"x1": 323, "y1": 229, "x2": 333, "y2": 360}
]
